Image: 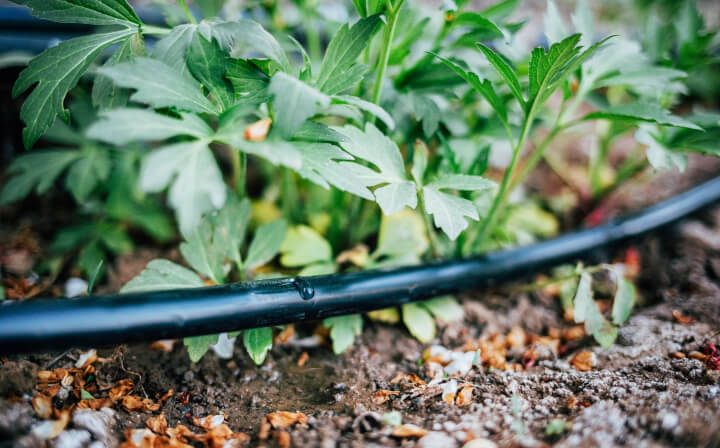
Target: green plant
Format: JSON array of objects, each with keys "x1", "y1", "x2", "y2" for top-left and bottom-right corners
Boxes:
[{"x1": 3, "y1": 0, "x2": 718, "y2": 362}]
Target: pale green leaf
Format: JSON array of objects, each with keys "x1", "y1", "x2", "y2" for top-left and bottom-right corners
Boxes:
[
  {"x1": 280, "y1": 226, "x2": 332, "y2": 267},
  {"x1": 214, "y1": 128, "x2": 302, "y2": 170},
  {"x1": 211, "y1": 19, "x2": 290, "y2": 72},
  {"x1": 636, "y1": 128, "x2": 689, "y2": 172},
  {"x1": 316, "y1": 15, "x2": 380, "y2": 95},
  {"x1": 65, "y1": 147, "x2": 111, "y2": 202},
  {"x1": 86, "y1": 108, "x2": 212, "y2": 145},
  {"x1": 269, "y1": 72, "x2": 331, "y2": 138},
  {"x1": 150, "y1": 24, "x2": 197, "y2": 76},
  {"x1": 13, "y1": 0, "x2": 141, "y2": 26},
  {"x1": 595, "y1": 67, "x2": 687, "y2": 90},
  {"x1": 373, "y1": 209, "x2": 429, "y2": 259},
  {"x1": 411, "y1": 94, "x2": 440, "y2": 137},
  {"x1": 244, "y1": 220, "x2": 287, "y2": 270},
  {"x1": 332, "y1": 95, "x2": 395, "y2": 130},
  {"x1": 426, "y1": 173, "x2": 496, "y2": 191},
  {"x1": 180, "y1": 220, "x2": 225, "y2": 284},
  {"x1": 402, "y1": 303, "x2": 436, "y2": 343},
  {"x1": 323, "y1": 315, "x2": 363, "y2": 354},
  {"x1": 573, "y1": 271, "x2": 617, "y2": 348},
  {"x1": 585, "y1": 103, "x2": 702, "y2": 130},
  {"x1": 184, "y1": 334, "x2": 219, "y2": 363},
  {"x1": 421, "y1": 296, "x2": 464, "y2": 323},
  {"x1": 571, "y1": 0, "x2": 594, "y2": 48},
  {"x1": 92, "y1": 33, "x2": 144, "y2": 109},
  {"x1": 13, "y1": 28, "x2": 138, "y2": 148},
  {"x1": 336, "y1": 123, "x2": 417, "y2": 214},
  {"x1": 422, "y1": 187, "x2": 477, "y2": 240},
  {"x1": 298, "y1": 262, "x2": 338, "y2": 276},
  {"x1": 0, "y1": 151, "x2": 79, "y2": 205},
  {"x1": 543, "y1": 0, "x2": 568, "y2": 44},
  {"x1": 226, "y1": 58, "x2": 270, "y2": 104},
  {"x1": 120, "y1": 259, "x2": 204, "y2": 293},
  {"x1": 612, "y1": 275, "x2": 636, "y2": 325},
  {"x1": 211, "y1": 196, "x2": 251, "y2": 267},
  {"x1": 98, "y1": 57, "x2": 218, "y2": 115},
  {"x1": 243, "y1": 327, "x2": 273, "y2": 365},
  {"x1": 139, "y1": 141, "x2": 226, "y2": 235}
]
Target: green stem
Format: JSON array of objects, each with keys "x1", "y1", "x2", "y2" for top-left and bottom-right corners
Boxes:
[
  {"x1": 371, "y1": 0, "x2": 405, "y2": 105},
  {"x1": 177, "y1": 0, "x2": 197, "y2": 24},
  {"x1": 141, "y1": 25, "x2": 171, "y2": 35},
  {"x1": 419, "y1": 191, "x2": 441, "y2": 257},
  {"x1": 230, "y1": 150, "x2": 247, "y2": 196}
]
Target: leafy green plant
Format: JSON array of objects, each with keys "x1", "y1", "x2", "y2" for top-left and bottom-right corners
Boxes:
[{"x1": 3, "y1": 0, "x2": 719, "y2": 362}]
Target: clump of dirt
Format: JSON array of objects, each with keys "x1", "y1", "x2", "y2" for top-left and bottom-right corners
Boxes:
[{"x1": 0, "y1": 360, "x2": 37, "y2": 397}]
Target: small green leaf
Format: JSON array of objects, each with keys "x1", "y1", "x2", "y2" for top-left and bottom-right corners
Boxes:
[
  {"x1": 323, "y1": 315, "x2": 363, "y2": 354},
  {"x1": 212, "y1": 19, "x2": 290, "y2": 72},
  {"x1": 80, "y1": 389, "x2": 96, "y2": 400},
  {"x1": 373, "y1": 209, "x2": 428, "y2": 260},
  {"x1": 139, "y1": 141, "x2": 227, "y2": 235},
  {"x1": 402, "y1": 303, "x2": 436, "y2": 343},
  {"x1": 411, "y1": 94, "x2": 440, "y2": 137},
  {"x1": 180, "y1": 220, "x2": 225, "y2": 284},
  {"x1": 211, "y1": 196, "x2": 251, "y2": 267},
  {"x1": 573, "y1": 271, "x2": 617, "y2": 348},
  {"x1": 65, "y1": 146, "x2": 111, "y2": 202},
  {"x1": 13, "y1": 28, "x2": 138, "y2": 148},
  {"x1": 86, "y1": 108, "x2": 213, "y2": 145},
  {"x1": 280, "y1": 226, "x2": 332, "y2": 267},
  {"x1": 184, "y1": 334, "x2": 219, "y2": 363},
  {"x1": 187, "y1": 33, "x2": 234, "y2": 111},
  {"x1": 316, "y1": 15, "x2": 380, "y2": 95},
  {"x1": 636, "y1": 128, "x2": 688, "y2": 172},
  {"x1": 244, "y1": 220, "x2": 287, "y2": 271},
  {"x1": 382, "y1": 411, "x2": 402, "y2": 427},
  {"x1": 332, "y1": 95, "x2": 395, "y2": 130},
  {"x1": 611, "y1": 273, "x2": 636, "y2": 325},
  {"x1": 13, "y1": 0, "x2": 141, "y2": 26},
  {"x1": 476, "y1": 44, "x2": 525, "y2": 108},
  {"x1": 92, "y1": 33, "x2": 145, "y2": 109},
  {"x1": 572, "y1": 272, "x2": 594, "y2": 324},
  {"x1": 269, "y1": 73, "x2": 330, "y2": 138},
  {"x1": 120, "y1": 259, "x2": 205, "y2": 293},
  {"x1": 585, "y1": 103, "x2": 702, "y2": 130},
  {"x1": 98, "y1": 57, "x2": 219, "y2": 115},
  {"x1": 243, "y1": 327, "x2": 273, "y2": 365},
  {"x1": 545, "y1": 419, "x2": 570, "y2": 436},
  {"x1": 421, "y1": 296, "x2": 464, "y2": 323},
  {"x1": 0, "y1": 151, "x2": 79, "y2": 205}
]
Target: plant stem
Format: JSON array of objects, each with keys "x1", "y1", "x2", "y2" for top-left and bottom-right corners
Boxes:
[
  {"x1": 141, "y1": 25, "x2": 171, "y2": 35},
  {"x1": 230, "y1": 150, "x2": 247, "y2": 196},
  {"x1": 371, "y1": 0, "x2": 405, "y2": 105},
  {"x1": 177, "y1": 0, "x2": 197, "y2": 24},
  {"x1": 419, "y1": 192, "x2": 441, "y2": 257}
]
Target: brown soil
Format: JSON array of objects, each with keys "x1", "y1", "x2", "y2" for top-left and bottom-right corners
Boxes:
[{"x1": 2, "y1": 203, "x2": 720, "y2": 447}]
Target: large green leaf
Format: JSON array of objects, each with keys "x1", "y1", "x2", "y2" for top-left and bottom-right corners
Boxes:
[
  {"x1": 0, "y1": 151, "x2": 79, "y2": 205},
  {"x1": 13, "y1": 0, "x2": 141, "y2": 26},
  {"x1": 268, "y1": 73, "x2": 330, "y2": 138},
  {"x1": 187, "y1": 33, "x2": 234, "y2": 111},
  {"x1": 323, "y1": 315, "x2": 363, "y2": 354},
  {"x1": 335, "y1": 124, "x2": 417, "y2": 214},
  {"x1": 243, "y1": 327, "x2": 273, "y2": 365},
  {"x1": 315, "y1": 15, "x2": 380, "y2": 95},
  {"x1": 92, "y1": 33, "x2": 144, "y2": 109},
  {"x1": 139, "y1": 141, "x2": 226, "y2": 235},
  {"x1": 476, "y1": 43, "x2": 525, "y2": 108},
  {"x1": 12, "y1": 28, "x2": 138, "y2": 148},
  {"x1": 98, "y1": 57, "x2": 219, "y2": 115},
  {"x1": 86, "y1": 108, "x2": 212, "y2": 145},
  {"x1": 244, "y1": 220, "x2": 287, "y2": 271},
  {"x1": 150, "y1": 24, "x2": 197, "y2": 76},
  {"x1": 280, "y1": 226, "x2": 332, "y2": 267},
  {"x1": 120, "y1": 259, "x2": 205, "y2": 293},
  {"x1": 184, "y1": 334, "x2": 219, "y2": 363}
]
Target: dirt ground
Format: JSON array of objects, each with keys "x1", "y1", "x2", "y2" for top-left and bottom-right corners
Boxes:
[{"x1": 2, "y1": 197, "x2": 720, "y2": 447}]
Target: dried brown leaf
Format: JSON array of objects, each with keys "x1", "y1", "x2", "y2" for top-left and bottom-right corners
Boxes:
[
  {"x1": 672, "y1": 309, "x2": 695, "y2": 325},
  {"x1": 267, "y1": 411, "x2": 307, "y2": 429},
  {"x1": 570, "y1": 351, "x2": 596, "y2": 371},
  {"x1": 372, "y1": 390, "x2": 401, "y2": 405},
  {"x1": 146, "y1": 414, "x2": 168, "y2": 434},
  {"x1": 456, "y1": 385, "x2": 473, "y2": 406},
  {"x1": 391, "y1": 424, "x2": 427, "y2": 438},
  {"x1": 31, "y1": 394, "x2": 52, "y2": 419},
  {"x1": 297, "y1": 352, "x2": 309, "y2": 367}
]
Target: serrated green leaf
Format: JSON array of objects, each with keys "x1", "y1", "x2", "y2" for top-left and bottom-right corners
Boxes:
[
  {"x1": 92, "y1": 33, "x2": 144, "y2": 109},
  {"x1": 226, "y1": 58, "x2": 270, "y2": 104},
  {"x1": 120, "y1": 259, "x2": 205, "y2": 293},
  {"x1": 335, "y1": 124, "x2": 417, "y2": 214},
  {"x1": 98, "y1": 57, "x2": 218, "y2": 115},
  {"x1": 411, "y1": 94, "x2": 440, "y2": 137},
  {"x1": 433, "y1": 53, "x2": 508, "y2": 124},
  {"x1": 426, "y1": 173, "x2": 496, "y2": 191},
  {"x1": 292, "y1": 121, "x2": 347, "y2": 143},
  {"x1": 476, "y1": 44, "x2": 525, "y2": 109},
  {"x1": 0, "y1": 151, "x2": 79, "y2": 205},
  {"x1": 316, "y1": 15, "x2": 380, "y2": 95},
  {"x1": 86, "y1": 108, "x2": 212, "y2": 145},
  {"x1": 323, "y1": 315, "x2": 363, "y2": 354},
  {"x1": 212, "y1": 19, "x2": 290, "y2": 72},
  {"x1": 269, "y1": 72, "x2": 330, "y2": 138},
  {"x1": 187, "y1": 33, "x2": 234, "y2": 111},
  {"x1": 280, "y1": 225, "x2": 332, "y2": 267},
  {"x1": 244, "y1": 220, "x2": 287, "y2": 271},
  {"x1": 611, "y1": 274, "x2": 636, "y2": 325},
  {"x1": 211, "y1": 196, "x2": 251, "y2": 267},
  {"x1": 331, "y1": 95, "x2": 395, "y2": 130},
  {"x1": 139, "y1": 141, "x2": 226, "y2": 235},
  {"x1": 585, "y1": 103, "x2": 702, "y2": 130},
  {"x1": 180, "y1": 220, "x2": 225, "y2": 284},
  {"x1": 13, "y1": 28, "x2": 138, "y2": 148},
  {"x1": 65, "y1": 146, "x2": 111, "y2": 202},
  {"x1": 636, "y1": 128, "x2": 688, "y2": 172},
  {"x1": 184, "y1": 334, "x2": 219, "y2": 363},
  {"x1": 402, "y1": 303, "x2": 436, "y2": 343},
  {"x1": 13, "y1": 0, "x2": 141, "y2": 26},
  {"x1": 243, "y1": 327, "x2": 273, "y2": 365},
  {"x1": 292, "y1": 141, "x2": 374, "y2": 200},
  {"x1": 421, "y1": 296, "x2": 464, "y2": 323},
  {"x1": 151, "y1": 24, "x2": 197, "y2": 76}
]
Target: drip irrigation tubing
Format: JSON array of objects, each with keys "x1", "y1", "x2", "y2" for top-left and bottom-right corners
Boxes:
[{"x1": 1, "y1": 177, "x2": 720, "y2": 355}]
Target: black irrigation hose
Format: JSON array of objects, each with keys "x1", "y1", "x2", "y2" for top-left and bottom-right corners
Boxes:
[{"x1": 1, "y1": 177, "x2": 720, "y2": 355}]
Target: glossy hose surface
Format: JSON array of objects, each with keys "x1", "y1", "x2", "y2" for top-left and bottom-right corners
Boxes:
[{"x1": 1, "y1": 177, "x2": 719, "y2": 354}]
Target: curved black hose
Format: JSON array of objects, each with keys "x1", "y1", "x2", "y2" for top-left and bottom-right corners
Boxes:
[{"x1": 1, "y1": 177, "x2": 719, "y2": 355}]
